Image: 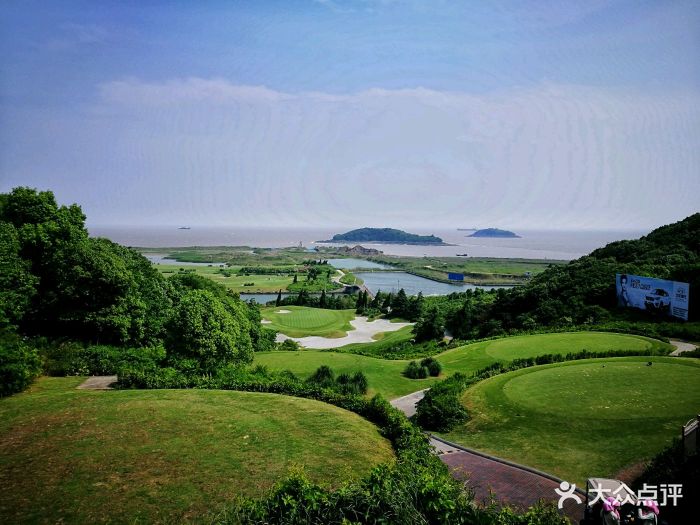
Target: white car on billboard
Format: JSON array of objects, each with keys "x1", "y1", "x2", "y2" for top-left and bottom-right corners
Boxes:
[{"x1": 644, "y1": 288, "x2": 671, "y2": 312}]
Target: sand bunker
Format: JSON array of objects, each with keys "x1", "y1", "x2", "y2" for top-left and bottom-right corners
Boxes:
[
  {"x1": 275, "y1": 309, "x2": 291, "y2": 314},
  {"x1": 275, "y1": 317, "x2": 413, "y2": 349},
  {"x1": 260, "y1": 319, "x2": 272, "y2": 324}
]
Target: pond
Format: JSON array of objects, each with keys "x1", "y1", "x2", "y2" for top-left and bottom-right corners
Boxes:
[
  {"x1": 239, "y1": 293, "x2": 294, "y2": 304},
  {"x1": 354, "y1": 271, "x2": 511, "y2": 296},
  {"x1": 326, "y1": 258, "x2": 392, "y2": 270}
]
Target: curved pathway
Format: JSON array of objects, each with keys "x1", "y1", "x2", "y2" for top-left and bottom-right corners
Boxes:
[
  {"x1": 390, "y1": 388, "x2": 583, "y2": 522},
  {"x1": 670, "y1": 339, "x2": 697, "y2": 356}
]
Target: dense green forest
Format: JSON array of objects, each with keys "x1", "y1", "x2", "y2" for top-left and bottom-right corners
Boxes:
[
  {"x1": 0, "y1": 187, "x2": 275, "y2": 394},
  {"x1": 426, "y1": 214, "x2": 699, "y2": 341}
]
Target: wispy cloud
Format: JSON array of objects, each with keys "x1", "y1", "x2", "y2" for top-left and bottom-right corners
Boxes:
[
  {"x1": 51, "y1": 78, "x2": 693, "y2": 228},
  {"x1": 45, "y1": 23, "x2": 109, "y2": 51}
]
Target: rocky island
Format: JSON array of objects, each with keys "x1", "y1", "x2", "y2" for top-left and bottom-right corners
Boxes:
[
  {"x1": 468, "y1": 228, "x2": 520, "y2": 238},
  {"x1": 319, "y1": 227, "x2": 447, "y2": 245}
]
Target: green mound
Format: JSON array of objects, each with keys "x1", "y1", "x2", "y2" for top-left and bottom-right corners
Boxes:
[
  {"x1": 0, "y1": 377, "x2": 394, "y2": 524},
  {"x1": 440, "y1": 357, "x2": 700, "y2": 484},
  {"x1": 261, "y1": 306, "x2": 356, "y2": 338}
]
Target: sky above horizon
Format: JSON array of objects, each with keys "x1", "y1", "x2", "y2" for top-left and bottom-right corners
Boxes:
[{"x1": 1, "y1": 0, "x2": 699, "y2": 230}]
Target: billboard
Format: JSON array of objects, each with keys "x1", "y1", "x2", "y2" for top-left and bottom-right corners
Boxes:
[
  {"x1": 616, "y1": 274, "x2": 689, "y2": 321},
  {"x1": 448, "y1": 272, "x2": 464, "y2": 281}
]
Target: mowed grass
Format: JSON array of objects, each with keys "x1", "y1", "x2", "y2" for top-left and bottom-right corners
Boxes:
[
  {"x1": 437, "y1": 332, "x2": 672, "y2": 375},
  {"x1": 261, "y1": 306, "x2": 356, "y2": 338},
  {"x1": 256, "y1": 351, "x2": 422, "y2": 398},
  {"x1": 255, "y1": 332, "x2": 670, "y2": 399},
  {"x1": 0, "y1": 377, "x2": 394, "y2": 524},
  {"x1": 440, "y1": 357, "x2": 700, "y2": 484},
  {"x1": 157, "y1": 264, "x2": 294, "y2": 293}
]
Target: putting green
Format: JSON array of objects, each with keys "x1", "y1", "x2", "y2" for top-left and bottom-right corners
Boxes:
[
  {"x1": 440, "y1": 357, "x2": 700, "y2": 484},
  {"x1": 261, "y1": 306, "x2": 356, "y2": 338}
]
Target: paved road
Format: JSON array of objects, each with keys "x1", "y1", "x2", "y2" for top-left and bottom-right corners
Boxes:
[
  {"x1": 670, "y1": 339, "x2": 697, "y2": 356},
  {"x1": 77, "y1": 376, "x2": 118, "y2": 390},
  {"x1": 389, "y1": 389, "x2": 428, "y2": 418}
]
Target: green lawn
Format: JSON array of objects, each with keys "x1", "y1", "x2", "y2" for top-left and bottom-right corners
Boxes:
[
  {"x1": 157, "y1": 264, "x2": 295, "y2": 293},
  {"x1": 255, "y1": 332, "x2": 670, "y2": 399},
  {"x1": 261, "y1": 306, "x2": 357, "y2": 338},
  {"x1": 438, "y1": 332, "x2": 671, "y2": 375},
  {"x1": 440, "y1": 356, "x2": 700, "y2": 484},
  {"x1": 0, "y1": 377, "x2": 394, "y2": 524},
  {"x1": 256, "y1": 351, "x2": 422, "y2": 398}
]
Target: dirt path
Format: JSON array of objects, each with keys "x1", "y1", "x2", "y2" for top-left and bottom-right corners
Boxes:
[
  {"x1": 670, "y1": 339, "x2": 697, "y2": 356},
  {"x1": 77, "y1": 376, "x2": 117, "y2": 390}
]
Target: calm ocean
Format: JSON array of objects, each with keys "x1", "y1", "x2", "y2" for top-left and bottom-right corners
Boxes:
[{"x1": 88, "y1": 226, "x2": 645, "y2": 261}]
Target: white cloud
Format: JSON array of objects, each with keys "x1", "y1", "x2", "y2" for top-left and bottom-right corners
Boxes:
[{"x1": 6, "y1": 78, "x2": 699, "y2": 229}]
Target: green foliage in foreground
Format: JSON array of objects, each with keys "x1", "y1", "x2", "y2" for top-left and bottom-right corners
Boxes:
[
  {"x1": 439, "y1": 357, "x2": 700, "y2": 485},
  {"x1": 0, "y1": 378, "x2": 394, "y2": 523},
  {"x1": 0, "y1": 332, "x2": 42, "y2": 397},
  {"x1": 0, "y1": 187, "x2": 277, "y2": 394}
]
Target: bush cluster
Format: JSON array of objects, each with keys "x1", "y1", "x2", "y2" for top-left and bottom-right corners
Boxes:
[
  {"x1": 0, "y1": 332, "x2": 42, "y2": 397},
  {"x1": 305, "y1": 366, "x2": 368, "y2": 395},
  {"x1": 41, "y1": 342, "x2": 165, "y2": 376},
  {"x1": 403, "y1": 357, "x2": 442, "y2": 379}
]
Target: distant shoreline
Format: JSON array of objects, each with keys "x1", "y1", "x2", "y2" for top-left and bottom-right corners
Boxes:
[{"x1": 316, "y1": 240, "x2": 454, "y2": 246}]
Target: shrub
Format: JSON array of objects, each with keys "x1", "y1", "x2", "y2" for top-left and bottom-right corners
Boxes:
[
  {"x1": 0, "y1": 333, "x2": 42, "y2": 397},
  {"x1": 42, "y1": 342, "x2": 164, "y2": 376},
  {"x1": 414, "y1": 373, "x2": 470, "y2": 431},
  {"x1": 335, "y1": 371, "x2": 368, "y2": 395},
  {"x1": 306, "y1": 365, "x2": 335, "y2": 388},
  {"x1": 420, "y1": 356, "x2": 442, "y2": 376},
  {"x1": 403, "y1": 360, "x2": 429, "y2": 379},
  {"x1": 277, "y1": 339, "x2": 300, "y2": 351}
]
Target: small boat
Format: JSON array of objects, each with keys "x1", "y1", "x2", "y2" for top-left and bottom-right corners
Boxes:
[
  {"x1": 456, "y1": 253, "x2": 469, "y2": 257},
  {"x1": 178, "y1": 226, "x2": 191, "y2": 230}
]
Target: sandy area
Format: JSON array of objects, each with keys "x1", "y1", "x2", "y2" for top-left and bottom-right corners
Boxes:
[
  {"x1": 260, "y1": 319, "x2": 272, "y2": 324},
  {"x1": 275, "y1": 317, "x2": 413, "y2": 349},
  {"x1": 275, "y1": 309, "x2": 291, "y2": 314}
]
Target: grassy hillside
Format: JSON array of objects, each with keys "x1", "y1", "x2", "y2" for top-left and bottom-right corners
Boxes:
[
  {"x1": 0, "y1": 377, "x2": 394, "y2": 524},
  {"x1": 440, "y1": 356, "x2": 700, "y2": 484}
]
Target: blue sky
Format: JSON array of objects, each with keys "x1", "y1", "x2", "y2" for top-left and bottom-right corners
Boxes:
[{"x1": 1, "y1": 1, "x2": 699, "y2": 228}]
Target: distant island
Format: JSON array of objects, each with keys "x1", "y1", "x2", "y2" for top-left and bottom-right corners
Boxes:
[
  {"x1": 319, "y1": 228, "x2": 447, "y2": 245},
  {"x1": 468, "y1": 228, "x2": 520, "y2": 238}
]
